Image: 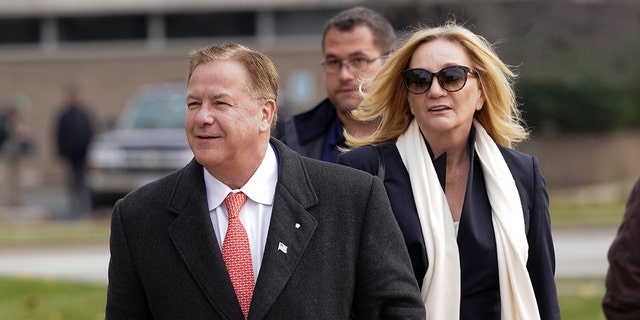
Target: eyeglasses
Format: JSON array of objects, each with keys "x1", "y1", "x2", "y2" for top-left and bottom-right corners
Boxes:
[
  {"x1": 401, "y1": 65, "x2": 475, "y2": 94},
  {"x1": 321, "y1": 56, "x2": 384, "y2": 74}
]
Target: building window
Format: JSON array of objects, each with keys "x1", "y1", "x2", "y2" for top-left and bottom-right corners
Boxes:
[
  {"x1": 274, "y1": 9, "x2": 340, "y2": 35},
  {"x1": 58, "y1": 15, "x2": 147, "y2": 42},
  {"x1": 165, "y1": 12, "x2": 256, "y2": 38},
  {"x1": 0, "y1": 18, "x2": 40, "y2": 44}
]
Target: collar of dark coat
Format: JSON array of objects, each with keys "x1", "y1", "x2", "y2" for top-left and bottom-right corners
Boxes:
[
  {"x1": 166, "y1": 137, "x2": 320, "y2": 216},
  {"x1": 291, "y1": 98, "x2": 338, "y2": 144}
]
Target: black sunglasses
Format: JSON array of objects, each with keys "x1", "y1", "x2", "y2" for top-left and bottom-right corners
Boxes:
[{"x1": 401, "y1": 65, "x2": 475, "y2": 94}]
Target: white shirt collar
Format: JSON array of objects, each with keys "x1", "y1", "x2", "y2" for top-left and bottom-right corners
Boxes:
[{"x1": 204, "y1": 143, "x2": 278, "y2": 211}]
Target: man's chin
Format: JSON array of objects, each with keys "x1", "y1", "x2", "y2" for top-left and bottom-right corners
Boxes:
[{"x1": 333, "y1": 98, "x2": 360, "y2": 113}]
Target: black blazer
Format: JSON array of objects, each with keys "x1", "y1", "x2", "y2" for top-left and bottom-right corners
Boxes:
[
  {"x1": 106, "y1": 138, "x2": 425, "y2": 320},
  {"x1": 277, "y1": 98, "x2": 339, "y2": 161},
  {"x1": 337, "y1": 140, "x2": 561, "y2": 320}
]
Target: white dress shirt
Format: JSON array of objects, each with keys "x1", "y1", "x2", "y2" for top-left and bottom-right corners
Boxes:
[{"x1": 204, "y1": 143, "x2": 278, "y2": 282}]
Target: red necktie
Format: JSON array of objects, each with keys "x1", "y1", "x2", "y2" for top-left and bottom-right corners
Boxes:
[{"x1": 222, "y1": 192, "x2": 254, "y2": 319}]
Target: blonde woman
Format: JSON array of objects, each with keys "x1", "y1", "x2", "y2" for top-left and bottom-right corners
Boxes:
[{"x1": 337, "y1": 22, "x2": 560, "y2": 319}]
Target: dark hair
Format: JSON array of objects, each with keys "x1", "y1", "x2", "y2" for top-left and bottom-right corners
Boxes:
[{"x1": 322, "y1": 6, "x2": 396, "y2": 55}]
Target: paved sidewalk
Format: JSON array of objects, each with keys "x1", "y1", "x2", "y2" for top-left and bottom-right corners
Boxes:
[
  {"x1": 553, "y1": 227, "x2": 616, "y2": 278},
  {"x1": 0, "y1": 187, "x2": 111, "y2": 284},
  {"x1": 0, "y1": 244, "x2": 109, "y2": 284}
]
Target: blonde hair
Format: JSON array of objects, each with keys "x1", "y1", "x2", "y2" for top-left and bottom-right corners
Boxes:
[
  {"x1": 346, "y1": 22, "x2": 528, "y2": 149},
  {"x1": 188, "y1": 43, "x2": 278, "y2": 100}
]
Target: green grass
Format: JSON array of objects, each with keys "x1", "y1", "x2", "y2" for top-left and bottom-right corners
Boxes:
[
  {"x1": 551, "y1": 199, "x2": 626, "y2": 228},
  {"x1": 549, "y1": 183, "x2": 630, "y2": 228},
  {"x1": 0, "y1": 276, "x2": 106, "y2": 320},
  {"x1": 558, "y1": 278, "x2": 606, "y2": 320},
  {"x1": 0, "y1": 276, "x2": 607, "y2": 319},
  {"x1": 0, "y1": 220, "x2": 110, "y2": 247}
]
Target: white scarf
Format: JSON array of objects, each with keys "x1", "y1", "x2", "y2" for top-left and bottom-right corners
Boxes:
[{"x1": 395, "y1": 119, "x2": 540, "y2": 320}]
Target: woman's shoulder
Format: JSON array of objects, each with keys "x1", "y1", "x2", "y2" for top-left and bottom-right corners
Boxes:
[
  {"x1": 498, "y1": 145, "x2": 537, "y2": 167},
  {"x1": 497, "y1": 145, "x2": 545, "y2": 192},
  {"x1": 339, "y1": 140, "x2": 398, "y2": 160},
  {"x1": 338, "y1": 141, "x2": 401, "y2": 178},
  {"x1": 337, "y1": 145, "x2": 378, "y2": 171}
]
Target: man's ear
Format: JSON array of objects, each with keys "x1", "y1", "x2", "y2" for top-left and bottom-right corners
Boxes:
[{"x1": 260, "y1": 98, "x2": 277, "y2": 133}]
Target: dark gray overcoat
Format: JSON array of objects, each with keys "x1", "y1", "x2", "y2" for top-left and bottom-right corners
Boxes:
[{"x1": 106, "y1": 138, "x2": 424, "y2": 319}]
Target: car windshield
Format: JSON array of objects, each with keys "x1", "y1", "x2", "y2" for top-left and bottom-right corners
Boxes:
[{"x1": 118, "y1": 92, "x2": 186, "y2": 129}]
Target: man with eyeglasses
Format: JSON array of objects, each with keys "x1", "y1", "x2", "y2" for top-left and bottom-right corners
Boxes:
[{"x1": 277, "y1": 6, "x2": 396, "y2": 162}]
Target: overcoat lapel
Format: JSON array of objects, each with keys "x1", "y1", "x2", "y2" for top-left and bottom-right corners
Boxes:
[
  {"x1": 249, "y1": 187, "x2": 318, "y2": 319},
  {"x1": 164, "y1": 139, "x2": 320, "y2": 319},
  {"x1": 249, "y1": 139, "x2": 319, "y2": 319},
  {"x1": 166, "y1": 160, "x2": 244, "y2": 319}
]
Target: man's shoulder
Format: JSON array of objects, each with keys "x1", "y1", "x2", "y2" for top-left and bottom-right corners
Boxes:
[
  {"x1": 118, "y1": 165, "x2": 192, "y2": 208},
  {"x1": 278, "y1": 98, "x2": 338, "y2": 148},
  {"x1": 290, "y1": 98, "x2": 335, "y2": 122}
]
